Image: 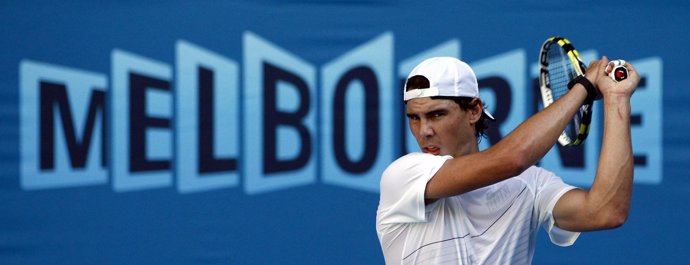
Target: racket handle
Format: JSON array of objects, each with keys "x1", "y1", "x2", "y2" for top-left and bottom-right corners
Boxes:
[
  {"x1": 609, "y1": 66, "x2": 628, "y2": 82},
  {"x1": 607, "y1": 59, "x2": 628, "y2": 82}
]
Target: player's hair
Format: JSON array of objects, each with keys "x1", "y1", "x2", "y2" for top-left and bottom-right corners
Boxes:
[{"x1": 405, "y1": 75, "x2": 490, "y2": 142}]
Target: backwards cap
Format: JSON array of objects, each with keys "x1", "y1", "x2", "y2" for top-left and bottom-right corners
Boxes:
[{"x1": 404, "y1": 57, "x2": 494, "y2": 120}]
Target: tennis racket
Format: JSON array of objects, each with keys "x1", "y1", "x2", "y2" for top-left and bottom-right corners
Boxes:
[{"x1": 538, "y1": 36, "x2": 593, "y2": 146}]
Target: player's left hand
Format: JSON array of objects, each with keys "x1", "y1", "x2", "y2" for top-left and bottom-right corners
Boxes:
[{"x1": 596, "y1": 56, "x2": 640, "y2": 99}]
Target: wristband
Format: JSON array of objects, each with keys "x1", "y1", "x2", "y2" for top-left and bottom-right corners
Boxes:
[{"x1": 567, "y1": 75, "x2": 599, "y2": 102}]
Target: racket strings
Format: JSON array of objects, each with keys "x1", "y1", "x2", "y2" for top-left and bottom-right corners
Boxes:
[
  {"x1": 546, "y1": 47, "x2": 582, "y2": 140},
  {"x1": 547, "y1": 49, "x2": 575, "y2": 99}
]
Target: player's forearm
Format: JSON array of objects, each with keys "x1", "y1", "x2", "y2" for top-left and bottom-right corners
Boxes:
[
  {"x1": 588, "y1": 95, "x2": 633, "y2": 227},
  {"x1": 491, "y1": 85, "x2": 588, "y2": 170}
]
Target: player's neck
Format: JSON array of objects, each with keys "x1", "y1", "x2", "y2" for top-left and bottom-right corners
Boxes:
[{"x1": 452, "y1": 142, "x2": 479, "y2": 158}]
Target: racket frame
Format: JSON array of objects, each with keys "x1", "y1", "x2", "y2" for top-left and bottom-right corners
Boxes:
[{"x1": 539, "y1": 37, "x2": 593, "y2": 146}]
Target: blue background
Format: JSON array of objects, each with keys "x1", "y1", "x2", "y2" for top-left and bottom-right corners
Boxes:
[{"x1": 2, "y1": 1, "x2": 689, "y2": 264}]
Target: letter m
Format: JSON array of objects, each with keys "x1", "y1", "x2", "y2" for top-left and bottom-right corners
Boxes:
[{"x1": 20, "y1": 60, "x2": 108, "y2": 190}]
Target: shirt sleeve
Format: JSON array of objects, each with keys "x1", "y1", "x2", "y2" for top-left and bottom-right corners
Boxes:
[
  {"x1": 531, "y1": 166, "x2": 581, "y2": 246},
  {"x1": 377, "y1": 153, "x2": 452, "y2": 225}
]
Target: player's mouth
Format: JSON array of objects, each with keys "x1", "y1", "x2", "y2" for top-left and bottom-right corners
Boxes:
[{"x1": 423, "y1": 146, "x2": 441, "y2": 155}]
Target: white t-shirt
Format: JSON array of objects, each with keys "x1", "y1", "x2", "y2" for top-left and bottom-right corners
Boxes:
[{"x1": 376, "y1": 153, "x2": 580, "y2": 265}]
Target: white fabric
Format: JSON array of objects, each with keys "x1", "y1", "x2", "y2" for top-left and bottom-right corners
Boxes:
[
  {"x1": 404, "y1": 87, "x2": 441, "y2": 101},
  {"x1": 405, "y1": 57, "x2": 479, "y2": 99},
  {"x1": 376, "y1": 153, "x2": 580, "y2": 265}
]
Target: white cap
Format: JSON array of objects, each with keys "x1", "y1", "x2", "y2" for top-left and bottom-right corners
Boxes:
[{"x1": 404, "y1": 57, "x2": 494, "y2": 120}]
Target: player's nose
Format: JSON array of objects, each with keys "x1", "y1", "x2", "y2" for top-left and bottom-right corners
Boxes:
[{"x1": 419, "y1": 120, "x2": 434, "y2": 138}]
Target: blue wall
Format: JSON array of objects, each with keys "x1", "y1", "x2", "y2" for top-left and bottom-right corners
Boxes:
[{"x1": 1, "y1": 1, "x2": 688, "y2": 264}]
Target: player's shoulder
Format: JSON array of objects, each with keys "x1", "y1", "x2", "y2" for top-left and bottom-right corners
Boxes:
[
  {"x1": 383, "y1": 153, "x2": 451, "y2": 177},
  {"x1": 514, "y1": 165, "x2": 562, "y2": 188},
  {"x1": 380, "y1": 153, "x2": 452, "y2": 191},
  {"x1": 386, "y1": 152, "x2": 448, "y2": 169},
  {"x1": 392, "y1": 152, "x2": 435, "y2": 163},
  {"x1": 518, "y1": 165, "x2": 555, "y2": 177}
]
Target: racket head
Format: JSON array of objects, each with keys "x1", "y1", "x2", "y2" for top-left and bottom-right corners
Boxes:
[{"x1": 539, "y1": 36, "x2": 593, "y2": 146}]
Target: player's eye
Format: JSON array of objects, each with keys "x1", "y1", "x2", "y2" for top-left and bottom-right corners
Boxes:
[{"x1": 429, "y1": 112, "x2": 445, "y2": 120}]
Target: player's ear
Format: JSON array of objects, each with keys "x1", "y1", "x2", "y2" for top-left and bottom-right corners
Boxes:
[{"x1": 468, "y1": 98, "x2": 483, "y2": 124}]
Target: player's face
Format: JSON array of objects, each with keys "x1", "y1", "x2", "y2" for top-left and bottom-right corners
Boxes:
[{"x1": 405, "y1": 97, "x2": 478, "y2": 157}]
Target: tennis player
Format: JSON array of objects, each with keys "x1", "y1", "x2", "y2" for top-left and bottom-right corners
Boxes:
[{"x1": 376, "y1": 56, "x2": 639, "y2": 264}]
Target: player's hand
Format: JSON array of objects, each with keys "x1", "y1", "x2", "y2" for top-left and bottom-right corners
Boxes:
[
  {"x1": 596, "y1": 56, "x2": 640, "y2": 99},
  {"x1": 584, "y1": 58, "x2": 606, "y2": 100},
  {"x1": 585, "y1": 58, "x2": 605, "y2": 85}
]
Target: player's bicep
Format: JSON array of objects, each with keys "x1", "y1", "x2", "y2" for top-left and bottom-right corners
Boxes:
[
  {"x1": 423, "y1": 163, "x2": 455, "y2": 201},
  {"x1": 424, "y1": 152, "x2": 518, "y2": 200},
  {"x1": 423, "y1": 157, "x2": 481, "y2": 200}
]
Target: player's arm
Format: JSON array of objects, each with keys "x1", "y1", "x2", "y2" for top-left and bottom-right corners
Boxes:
[
  {"x1": 552, "y1": 58, "x2": 640, "y2": 231},
  {"x1": 425, "y1": 59, "x2": 606, "y2": 200}
]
